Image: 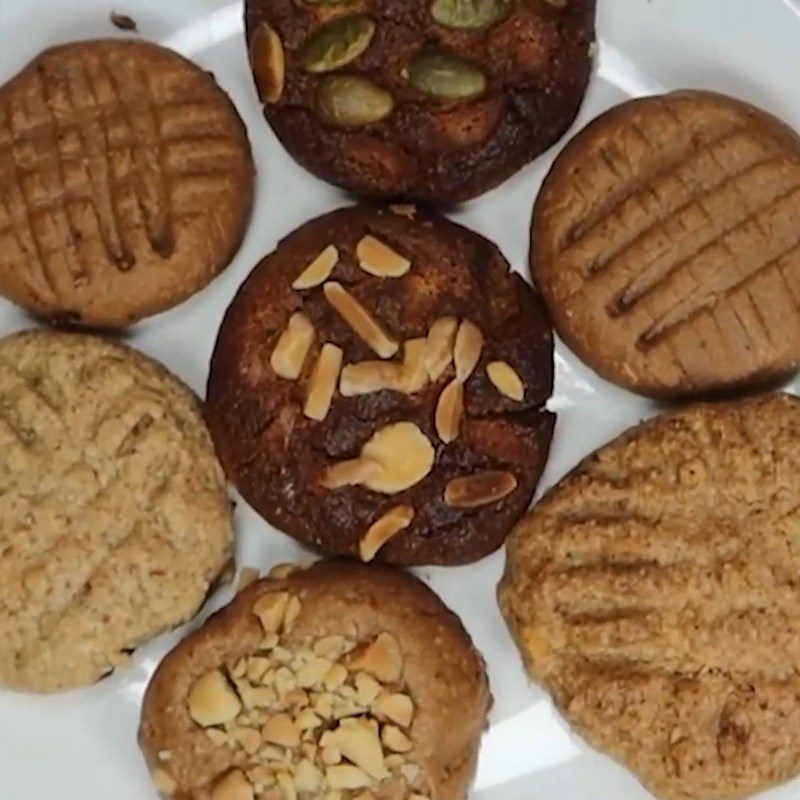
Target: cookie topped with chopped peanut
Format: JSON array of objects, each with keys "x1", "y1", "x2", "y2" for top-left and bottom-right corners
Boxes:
[
  {"x1": 205, "y1": 204, "x2": 554, "y2": 565},
  {"x1": 139, "y1": 560, "x2": 491, "y2": 800}
]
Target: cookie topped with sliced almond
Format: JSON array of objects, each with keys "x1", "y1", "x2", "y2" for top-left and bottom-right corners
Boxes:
[
  {"x1": 139, "y1": 560, "x2": 491, "y2": 800},
  {"x1": 206, "y1": 204, "x2": 554, "y2": 565}
]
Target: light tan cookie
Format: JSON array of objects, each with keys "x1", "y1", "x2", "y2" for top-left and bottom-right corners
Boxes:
[
  {"x1": 500, "y1": 393, "x2": 800, "y2": 800},
  {"x1": 0, "y1": 39, "x2": 254, "y2": 327},
  {"x1": 532, "y1": 90, "x2": 800, "y2": 398},
  {"x1": 0, "y1": 330, "x2": 233, "y2": 692},
  {"x1": 140, "y1": 559, "x2": 491, "y2": 800}
]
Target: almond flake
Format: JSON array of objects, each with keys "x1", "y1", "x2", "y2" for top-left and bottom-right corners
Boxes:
[
  {"x1": 423, "y1": 317, "x2": 457, "y2": 380},
  {"x1": 339, "y1": 361, "x2": 404, "y2": 396},
  {"x1": 401, "y1": 338, "x2": 429, "y2": 393},
  {"x1": 211, "y1": 769, "x2": 254, "y2": 800},
  {"x1": 270, "y1": 313, "x2": 315, "y2": 380},
  {"x1": 360, "y1": 505, "x2": 414, "y2": 562},
  {"x1": 323, "y1": 282, "x2": 398, "y2": 358},
  {"x1": 360, "y1": 422, "x2": 435, "y2": 494},
  {"x1": 435, "y1": 379, "x2": 464, "y2": 444},
  {"x1": 389, "y1": 204, "x2": 416, "y2": 219},
  {"x1": 262, "y1": 714, "x2": 301, "y2": 747},
  {"x1": 486, "y1": 360, "x2": 524, "y2": 401},
  {"x1": 356, "y1": 235, "x2": 411, "y2": 278},
  {"x1": 381, "y1": 725, "x2": 413, "y2": 753},
  {"x1": 321, "y1": 457, "x2": 381, "y2": 489},
  {"x1": 347, "y1": 633, "x2": 402, "y2": 683},
  {"x1": 292, "y1": 245, "x2": 339, "y2": 289},
  {"x1": 444, "y1": 471, "x2": 517, "y2": 508},
  {"x1": 325, "y1": 765, "x2": 372, "y2": 790},
  {"x1": 371, "y1": 692, "x2": 414, "y2": 728},
  {"x1": 454, "y1": 320, "x2": 483, "y2": 382},
  {"x1": 187, "y1": 669, "x2": 242, "y2": 727},
  {"x1": 304, "y1": 343, "x2": 343, "y2": 421}
]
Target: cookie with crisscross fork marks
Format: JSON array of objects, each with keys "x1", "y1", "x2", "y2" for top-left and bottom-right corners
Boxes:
[
  {"x1": 0, "y1": 331, "x2": 233, "y2": 692},
  {"x1": 532, "y1": 91, "x2": 800, "y2": 399},
  {"x1": 500, "y1": 393, "x2": 800, "y2": 800},
  {"x1": 0, "y1": 39, "x2": 253, "y2": 327}
]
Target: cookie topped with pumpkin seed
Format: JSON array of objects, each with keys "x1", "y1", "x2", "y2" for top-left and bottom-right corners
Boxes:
[
  {"x1": 245, "y1": 0, "x2": 596, "y2": 203},
  {"x1": 205, "y1": 204, "x2": 554, "y2": 565}
]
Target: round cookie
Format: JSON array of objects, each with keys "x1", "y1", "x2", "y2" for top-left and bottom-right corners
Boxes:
[
  {"x1": 531, "y1": 90, "x2": 800, "y2": 399},
  {"x1": 499, "y1": 393, "x2": 800, "y2": 800},
  {"x1": 140, "y1": 559, "x2": 491, "y2": 800},
  {"x1": 0, "y1": 39, "x2": 254, "y2": 327},
  {"x1": 0, "y1": 330, "x2": 233, "y2": 692},
  {"x1": 206, "y1": 204, "x2": 554, "y2": 566},
  {"x1": 245, "y1": 0, "x2": 595, "y2": 203}
]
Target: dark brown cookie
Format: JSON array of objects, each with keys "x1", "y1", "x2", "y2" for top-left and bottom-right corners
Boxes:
[
  {"x1": 0, "y1": 39, "x2": 254, "y2": 328},
  {"x1": 140, "y1": 560, "x2": 491, "y2": 800},
  {"x1": 499, "y1": 393, "x2": 800, "y2": 800},
  {"x1": 206, "y1": 204, "x2": 554, "y2": 566},
  {"x1": 244, "y1": 0, "x2": 595, "y2": 203},
  {"x1": 531, "y1": 90, "x2": 800, "y2": 399}
]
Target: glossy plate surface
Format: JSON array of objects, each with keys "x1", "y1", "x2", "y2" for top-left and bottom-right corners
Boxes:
[{"x1": 1, "y1": 0, "x2": 800, "y2": 797}]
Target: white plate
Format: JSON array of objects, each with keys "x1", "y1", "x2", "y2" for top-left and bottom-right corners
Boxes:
[{"x1": 1, "y1": 0, "x2": 800, "y2": 798}]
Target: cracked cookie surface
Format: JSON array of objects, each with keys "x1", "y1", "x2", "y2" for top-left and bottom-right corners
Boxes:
[
  {"x1": 206, "y1": 204, "x2": 554, "y2": 565},
  {"x1": 0, "y1": 330, "x2": 233, "y2": 692},
  {"x1": 500, "y1": 393, "x2": 800, "y2": 800},
  {"x1": 244, "y1": 0, "x2": 595, "y2": 203}
]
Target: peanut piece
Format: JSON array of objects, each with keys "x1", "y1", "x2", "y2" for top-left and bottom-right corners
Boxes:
[
  {"x1": 371, "y1": 692, "x2": 414, "y2": 728},
  {"x1": 325, "y1": 765, "x2": 372, "y2": 790},
  {"x1": 211, "y1": 770, "x2": 254, "y2": 800},
  {"x1": 152, "y1": 768, "x2": 177, "y2": 795},
  {"x1": 382, "y1": 725, "x2": 413, "y2": 753},
  {"x1": 292, "y1": 245, "x2": 339, "y2": 290},
  {"x1": 187, "y1": 669, "x2": 242, "y2": 727},
  {"x1": 252, "y1": 592, "x2": 289, "y2": 634},
  {"x1": 262, "y1": 713, "x2": 301, "y2": 747},
  {"x1": 325, "y1": 720, "x2": 388, "y2": 779},
  {"x1": 347, "y1": 633, "x2": 402, "y2": 683}
]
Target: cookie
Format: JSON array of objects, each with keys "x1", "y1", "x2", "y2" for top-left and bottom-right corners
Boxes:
[
  {"x1": 499, "y1": 393, "x2": 800, "y2": 800},
  {"x1": 139, "y1": 559, "x2": 491, "y2": 800},
  {"x1": 206, "y1": 204, "x2": 554, "y2": 566},
  {"x1": 531, "y1": 90, "x2": 800, "y2": 399},
  {"x1": 0, "y1": 331, "x2": 233, "y2": 692},
  {"x1": 0, "y1": 39, "x2": 254, "y2": 327},
  {"x1": 245, "y1": 0, "x2": 595, "y2": 203}
]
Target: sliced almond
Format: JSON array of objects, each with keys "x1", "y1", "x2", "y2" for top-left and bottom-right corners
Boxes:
[
  {"x1": 325, "y1": 765, "x2": 372, "y2": 790},
  {"x1": 389, "y1": 204, "x2": 416, "y2": 219},
  {"x1": 326, "y1": 720, "x2": 388, "y2": 779},
  {"x1": 360, "y1": 505, "x2": 414, "y2": 562},
  {"x1": 347, "y1": 633, "x2": 402, "y2": 683},
  {"x1": 230, "y1": 726, "x2": 261, "y2": 754},
  {"x1": 250, "y1": 22, "x2": 285, "y2": 104},
  {"x1": 360, "y1": 422, "x2": 435, "y2": 494},
  {"x1": 211, "y1": 770, "x2": 254, "y2": 800},
  {"x1": 236, "y1": 567, "x2": 260, "y2": 593},
  {"x1": 423, "y1": 317, "x2": 457, "y2": 380},
  {"x1": 454, "y1": 320, "x2": 483, "y2": 382},
  {"x1": 381, "y1": 725, "x2": 413, "y2": 753},
  {"x1": 262, "y1": 713, "x2": 301, "y2": 747},
  {"x1": 435, "y1": 379, "x2": 463, "y2": 444},
  {"x1": 356, "y1": 235, "x2": 411, "y2": 278},
  {"x1": 486, "y1": 361, "x2": 524, "y2": 401},
  {"x1": 321, "y1": 457, "x2": 381, "y2": 489},
  {"x1": 371, "y1": 693, "x2": 414, "y2": 728},
  {"x1": 444, "y1": 471, "x2": 518, "y2": 508},
  {"x1": 152, "y1": 767, "x2": 177, "y2": 795},
  {"x1": 401, "y1": 338, "x2": 428, "y2": 393},
  {"x1": 304, "y1": 343, "x2": 343, "y2": 421},
  {"x1": 292, "y1": 245, "x2": 339, "y2": 290},
  {"x1": 187, "y1": 669, "x2": 242, "y2": 727},
  {"x1": 270, "y1": 313, "x2": 315, "y2": 380},
  {"x1": 339, "y1": 361, "x2": 404, "y2": 397},
  {"x1": 323, "y1": 282, "x2": 398, "y2": 358},
  {"x1": 252, "y1": 592, "x2": 290, "y2": 634}
]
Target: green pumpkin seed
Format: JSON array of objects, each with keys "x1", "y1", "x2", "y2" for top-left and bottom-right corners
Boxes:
[
  {"x1": 302, "y1": 15, "x2": 376, "y2": 73},
  {"x1": 315, "y1": 76, "x2": 394, "y2": 127},
  {"x1": 430, "y1": 0, "x2": 512, "y2": 29},
  {"x1": 407, "y1": 50, "x2": 487, "y2": 101}
]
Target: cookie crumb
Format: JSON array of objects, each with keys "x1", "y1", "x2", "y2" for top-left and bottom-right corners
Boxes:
[{"x1": 110, "y1": 11, "x2": 138, "y2": 31}]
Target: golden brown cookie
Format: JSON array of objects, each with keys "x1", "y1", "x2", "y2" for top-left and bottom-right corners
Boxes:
[
  {"x1": 0, "y1": 39, "x2": 254, "y2": 327},
  {"x1": 531, "y1": 90, "x2": 800, "y2": 398},
  {"x1": 205, "y1": 204, "x2": 554, "y2": 566},
  {"x1": 499, "y1": 393, "x2": 800, "y2": 800},
  {"x1": 245, "y1": 0, "x2": 595, "y2": 203},
  {"x1": 139, "y1": 559, "x2": 491, "y2": 800},
  {"x1": 0, "y1": 330, "x2": 233, "y2": 692}
]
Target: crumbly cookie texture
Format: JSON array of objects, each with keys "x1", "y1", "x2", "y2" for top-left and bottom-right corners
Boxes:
[
  {"x1": 500, "y1": 393, "x2": 800, "y2": 800},
  {"x1": 140, "y1": 560, "x2": 491, "y2": 800},
  {"x1": 0, "y1": 330, "x2": 233, "y2": 692}
]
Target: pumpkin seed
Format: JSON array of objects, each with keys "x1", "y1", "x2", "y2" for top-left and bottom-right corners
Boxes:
[
  {"x1": 302, "y1": 15, "x2": 376, "y2": 73},
  {"x1": 249, "y1": 22, "x2": 285, "y2": 104},
  {"x1": 315, "y1": 76, "x2": 394, "y2": 127},
  {"x1": 430, "y1": 0, "x2": 512, "y2": 29},
  {"x1": 407, "y1": 50, "x2": 487, "y2": 101}
]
